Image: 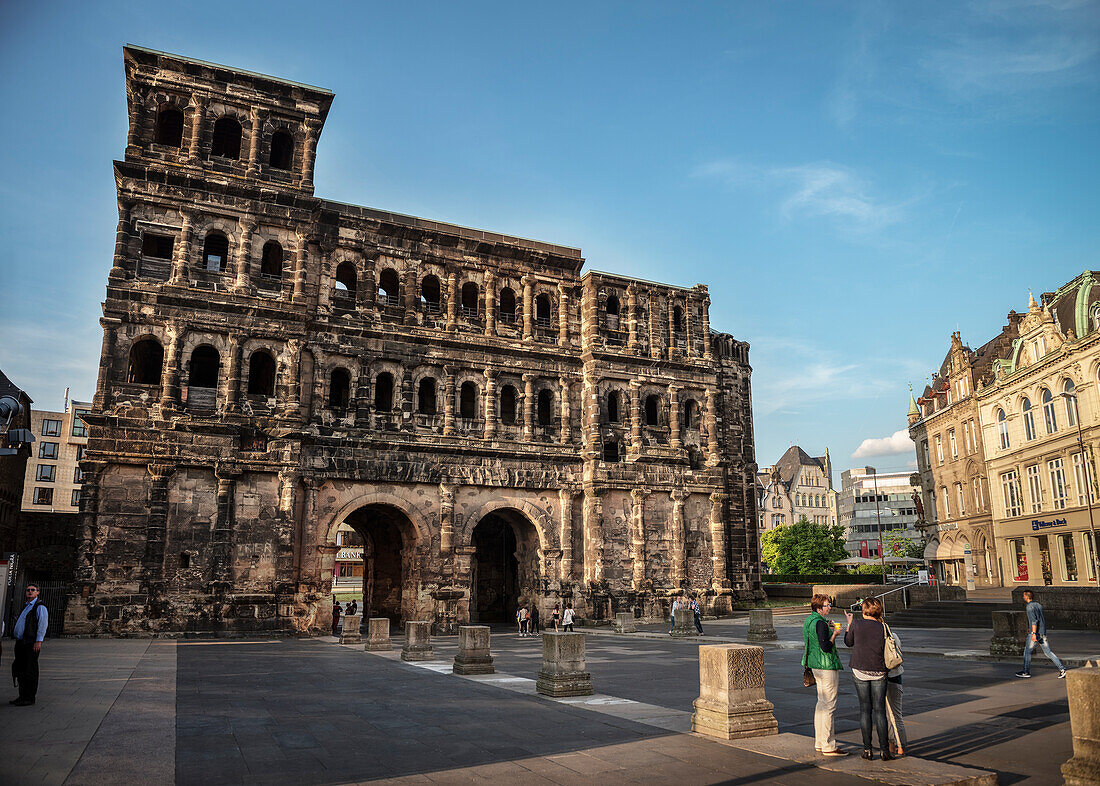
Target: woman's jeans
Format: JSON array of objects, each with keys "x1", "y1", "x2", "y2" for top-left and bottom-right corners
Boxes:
[{"x1": 853, "y1": 676, "x2": 890, "y2": 751}]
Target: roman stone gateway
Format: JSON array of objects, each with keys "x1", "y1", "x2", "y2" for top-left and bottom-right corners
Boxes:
[{"x1": 65, "y1": 45, "x2": 762, "y2": 637}]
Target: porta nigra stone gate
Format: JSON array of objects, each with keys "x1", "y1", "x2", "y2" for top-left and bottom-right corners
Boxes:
[{"x1": 65, "y1": 46, "x2": 762, "y2": 636}]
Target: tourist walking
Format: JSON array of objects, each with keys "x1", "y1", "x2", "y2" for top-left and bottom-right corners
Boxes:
[
  {"x1": 517, "y1": 604, "x2": 529, "y2": 636},
  {"x1": 801, "y1": 594, "x2": 847, "y2": 757},
  {"x1": 885, "y1": 628, "x2": 907, "y2": 757},
  {"x1": 530, "y1": 605, "x2": 541, "y2": 636},
  {"x1": 562, "y1": 603, "x2": 575, "y2": 631},
  {"x1": 551, "y1": 605, "x2": 561, "y2": 631},
  {"x1": 348, "y1": 599, "x2": 358, "y2": 616},
  {"x1": 844, "y1": 597, "x2": 894, "y2": 761},
  {"x1": 10, "y1": 584, "x2": 48, "y2": 707},
  {"x1": 691, "y1": 594, "x2": 704, "y2": 634},
  {"x1": 668, "y1": 594, "x2": 682, "y2": 635},
  {"x1": 331, "y1": 599, "x2": 341, "y2": 636},
  {"x1": 1016, "y1": 590, "x2": 1067, "y2": 678}
]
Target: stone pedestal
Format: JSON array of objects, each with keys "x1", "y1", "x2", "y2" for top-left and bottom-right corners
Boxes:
[
  {"x1": 614, "y1": 611, "x2": 637, "y2": 633},
  {"x1": 453, "y1": 625, "x2": 495, "y2": 675},
  {"x1": 691, "y1": 643, "x2": 779, "y2": 740},
  {"x1": 670, "y1": 604, "x2": 697, "y2": 638},
  {"x1": 401, "y1": 620, "x2": 434, "y2": 661},
  {"x1": 536, "y1": 632, "x2": 593, "y2": 697},
  {"x1": 1063, "y1": 667, "x2": 1100, "y2": 786},
  {"x1": 364, "y1": 617, "x2": 392, "y2": 652},
  {"x1": 990, "y1": 610, "x2": 1028, "y2": 657},
  {"x1": 746, "y1": 609, "x2": 778, "y2": 642},
  {"x1": 339, "y1": 614, "x2": 362, "y2": 645}
]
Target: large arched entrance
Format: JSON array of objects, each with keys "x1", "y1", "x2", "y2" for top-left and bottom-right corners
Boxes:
[
  {"x1": 341, "y1": 504, "x2": 416, "y2": 624},
  {"x1": 470, "y1": 510, "x2": 541, "y2": 623}
]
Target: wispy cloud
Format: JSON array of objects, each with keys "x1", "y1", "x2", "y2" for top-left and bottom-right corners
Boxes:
[{"x1": 852, "y1": 429, "x2": 914, "y2": 458}]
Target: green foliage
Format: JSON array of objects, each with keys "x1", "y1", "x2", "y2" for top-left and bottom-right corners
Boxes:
[
  {"x1": 760, "y1": 517, "x2": 848, "y2": 575},
  {"x1": 882, "y1": 529, "x2": 925, "y2": 560}
]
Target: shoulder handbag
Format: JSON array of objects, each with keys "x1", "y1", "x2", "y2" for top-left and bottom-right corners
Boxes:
[
  {"x1": 802, "y1": 623, "x2": 816, "y2": 687},
  {"x1": 883, "y1": 621, "x2": 903, "y2": 670}
]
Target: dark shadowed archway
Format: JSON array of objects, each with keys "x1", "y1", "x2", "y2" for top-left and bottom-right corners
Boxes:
[
  {"x1": 470, "y1": 510, "x2": 540, "y2": 623},
  {"x1": 342, "y1": 504, "x2": 417, "y2": 624}
]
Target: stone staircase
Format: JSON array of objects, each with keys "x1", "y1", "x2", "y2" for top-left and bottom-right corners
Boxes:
[{"x1": 886, "y1": 599, "x2": 1016, "y2": 628}]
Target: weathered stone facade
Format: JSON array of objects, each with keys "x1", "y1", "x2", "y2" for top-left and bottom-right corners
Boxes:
[{"x1": 65, "y1": 46, "x2": 762, "y2": 637}]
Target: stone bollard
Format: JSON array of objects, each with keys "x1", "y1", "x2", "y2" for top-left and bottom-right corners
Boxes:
[
  {"x1": 339, "y1": 614, "x2": 362, "y2": 645},
  {"x1": 453, "y1": 625, "x2": 495, "y2": 675},
  {"x1": 1063, "y1": 668, "x2": 1100, "y2": 785},
  {"x1": 615, "y1": 611, "x2": 637, "y2": 633},
  {"x1": 364, "y1": 617, "x2": 392, "y2": 652},
  {"x1": 401, "y1": 620, "x2": 434, "y2": 661},
  {"x1": 536, "y1": 632, "x2": 593, "y2": 697},
  {"x1": 691, "y1": 643, "x2": 779, "y2": 740},
  {"x1": 990, "y1": 610, "x2": 1028, "y2": 657},
  {"x1": 746, "y1": 609, "x2": 778, "y2": 642},
  {"x1": 670, "y1": 603, "x2": 698, "y2": 638}
]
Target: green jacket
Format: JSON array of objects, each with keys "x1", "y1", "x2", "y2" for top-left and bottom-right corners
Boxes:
[{"x1": 802, "y1": 611, "x2": 842, "y2": 671}]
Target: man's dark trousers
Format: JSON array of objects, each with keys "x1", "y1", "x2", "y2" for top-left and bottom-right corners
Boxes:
[{"x1": 13, "y1": 622, "x2": 40, "y2": 702}]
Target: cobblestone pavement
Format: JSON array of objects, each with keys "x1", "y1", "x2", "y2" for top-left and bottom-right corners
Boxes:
[{"x1": 0, "y1": 626, "x2": 1079, "y2": 785}]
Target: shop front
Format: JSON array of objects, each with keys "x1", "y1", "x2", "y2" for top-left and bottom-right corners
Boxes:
[{"x1": 997, "y1": 511, "x2": 1099, "y2": 587}]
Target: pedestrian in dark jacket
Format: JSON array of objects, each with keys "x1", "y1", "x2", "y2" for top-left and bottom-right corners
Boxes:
[
  {"x1": 844, "y1": 597, "x2": 894, "y2": 761},
  {"x1": 331, "y1": 600, "x2": 341, "y2": 636}
]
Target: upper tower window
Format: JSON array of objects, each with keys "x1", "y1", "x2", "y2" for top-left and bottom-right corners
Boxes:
[
  {"x1": 535, "y1": 293, "x2": 552, "y2": 327},
  {"x1": 269, "y1": 131, "x2": 293, "y2": 170},
  {"x1": 335, "y1": 262, "x2": 357, "y2": 294},
  {"x1": 461, "y1": 282, "x2": 479, "y2": 317},
  {"x1": 211, "y1": 116, "x2": 242, "y2": 159},
  {"x1": 672, "y1": 305, "x2": 685, "y2": 333},
  {"x1": 420, "y1": 275, "x2": 441, "y2": 313},
  {"x1": 260, "y1": 241, "x2": 283, "y2": 279},
  {"x1": 378, "y1": 269, "x2": 400, "y2": 306},
  {"x1": 498, "y1": 288, "x2": 516, "y2": 323},
  {"x1": 202, "y1": 232, "x2": 229, "y2": 272},
  {"x1": 128, "y1": 338, "x2": 164, "y2": 385},
  {"x1": 606, "y1": 295, "x2": 621, "y2": 329},
  {"x1": 155, "y1": 107, "x2": 184, "y2": 147}
]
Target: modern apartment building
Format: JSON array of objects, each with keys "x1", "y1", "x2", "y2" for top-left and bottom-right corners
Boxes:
[
  {"x1": 21, "y1": 399, "x2": 91, "y2": 514},
  {"x1": 837, "y1": 468, "x2": 921, "y2": 559}
]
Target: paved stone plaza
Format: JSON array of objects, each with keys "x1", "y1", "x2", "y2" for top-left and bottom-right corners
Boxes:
[{"x1": 0, "y1": 620, "x2": 1091, "y2": 785}]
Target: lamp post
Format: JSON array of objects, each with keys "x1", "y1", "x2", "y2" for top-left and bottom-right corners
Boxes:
[
  {"x1": 1061, "y1": 390, "x2": 1100, "y2": 588},
  {"x1": 866, "y1": 466, "x2": 887, "y2": 587}
]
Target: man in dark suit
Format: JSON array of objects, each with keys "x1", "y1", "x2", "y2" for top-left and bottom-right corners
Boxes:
[{"x1": 11, "y1": 584, "x2": 48, "y2": 706}]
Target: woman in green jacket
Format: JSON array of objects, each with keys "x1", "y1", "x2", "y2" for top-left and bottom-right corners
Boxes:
[{"x1": 802, "y1": 594, "x2": 847, "y2": 756}]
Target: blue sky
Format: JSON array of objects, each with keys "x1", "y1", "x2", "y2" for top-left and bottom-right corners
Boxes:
[{"x1": 2, "y1": 1, "x2": 1097, "y2": 475}]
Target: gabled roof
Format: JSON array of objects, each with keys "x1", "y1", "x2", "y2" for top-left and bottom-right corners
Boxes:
[{"x1": 773, "y1": 446, "x2": 825, "y2": 486}]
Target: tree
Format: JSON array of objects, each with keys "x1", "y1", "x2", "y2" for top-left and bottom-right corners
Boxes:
[
  {"x1": 881, "y1": 529, "x2": 925, "y2": 561},
  {"x1": 760, "y1": 517, "x2": 848, "y2": 574}
]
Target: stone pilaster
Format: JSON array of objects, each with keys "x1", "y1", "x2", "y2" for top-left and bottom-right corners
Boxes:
[
  {"x1": 710, "y1": 492, "x2": 729, "y2": 589},
  {"x1": 282, "y1": 339, "x2": 302, "y2": 417},
  {"x1": 626, "y1": 285, "x2": 638, "y2": 353},
  {"x1": 158, "y1": 323, "x2": 184, "y2": 411},
  {"x1": 246, "y1": 106, "x2": 263, "y2": 177},
  {"x1": 701, "y1": 290, "x2": 713, "y2": 360},
  {"x1": 439, "y1": 484, "x2": 456, "y2": 556},
  {"x1": 94, "y1": 317, "x2": 121, "y2": 410},
  {"x1": 443, "y1": 369, "x2": 456, "y2": 436},
  {"x1": 233, "y1": 218, "x2": 256, "y2": 291},
  {"x1": 559, "y1": 378, "x2": 571, "y2": 444},
  {"x1": 669, "y1": 385, "x2": 682, "y2": 450},
  {"x1": 557, "y1": 282, "x2": 570, "y2": 347},
  {"x1": 630, "y1": 488, "x2": 649, "y2": 592},
  {"x1": 224, "y1": 336, "x2": 243, "y2": 413},
  {"x1": 446, "y1": 269, "x2": 458, "y2": 332},
  {"x1": 299, "y1": 120, "x2": 318, "y2": 190},
  {"x1": 109, "y1": 200, "x2": 133, "y2": 282},
  {"x1": 484, "y1": 272, "x2": 496, "y2": 336},
  {"x1": 559, "y1": 487, "x2": 575, "y2": 581},
  {"x1": 705, "y1": 388, "x2": 721, "y2": 466},
  {"x1": 168, "y1": 211, "x2": 192, "y2": 285},
  {"x1": 649, "y1": 293, "x2": 664, "y2": 360},
  {"x1": 685, "y1": 296, "x2": 695, "y2": 358},
  {"x1": 483, "y1": 369, "x2": 496, "y2": 439},
  {"x1": 628, "y1": 379, "x2": 643, "y2": 460},
  {"x1": 522, "y1": 373, "x2": 535, "y2": 441},
  {"x1": 209, "y1": 464, "x2": 240, "y2": 588},
  {"x1": 522, "y1": 276, "x2": 535, "y2": 341},
  {"x1": 187, "y1": 94, "x2": 207, "y2": 163},
  {"x1": 583, "y1": 487, "x2": 603, "y2": 583},
  {"x1": 141, "y1": 462, "x2": 175, "y2": 587},
  {"x1": 671, "y1": 489, "x2": 687, "y2": 588},
  {"x1": 126, "y1": 90, "x2": 145, "y2": 156},
  {"x1": 292, "y1": 231, "x2": 308, "y2": 303}
]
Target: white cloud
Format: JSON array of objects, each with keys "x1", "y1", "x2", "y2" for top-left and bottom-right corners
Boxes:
[{"x1": 852, "y1": 429, "x2": 915, "y2": 459}]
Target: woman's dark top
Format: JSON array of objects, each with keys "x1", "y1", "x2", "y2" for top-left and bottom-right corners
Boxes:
[
  {"x1": 844, "y1": 617, "x2": 887, "y2": 673},
  {"x1": 816, "y1": 619, "x2": 836, "y2": 653}
]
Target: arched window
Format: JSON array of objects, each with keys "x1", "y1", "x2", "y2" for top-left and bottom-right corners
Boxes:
[
  {"x1": 498, "y1": 287, "x2": 516, "y2": 323},
  {"x1": 155, "y1": 107, "x2": 184, "y2": 147},
  {"x1": 683, "y1": 398, "x2": 698, "y2": 429},
  {"x1": 247, "y1": 351, "x2": 276, "y2": 396},
  {"x1": 535, "y1": 293, "x2": 552, "y2": 327},
  {"x1": 997, "y1": 408, "x2": 1010, "y2": 450},
  {"x1": 461, "y1": 282, "x2": 479, "y2": 317},
  {"x1": 203, "y1": 231, "x2": 229, "y2": 272},
  {"x1": 606, "y1": 295, "x2": 620, "y2": 329},
  {"x1": 1022, "y1": 398, "x2": 1035, "y2": 441},
  {"x1": 687, "y1": 446, "x2": 703, "y2": 470},
  {"x1": 188, "y1": 345, "x2": 220, "y2": 388},
  {"x1": 500, "y1": 385, "x2": 517, "y2": 424},
  {"x1": 374, "y1": 373, "x2": 394, "y2": 411},
  {"x1": 418, "y1": 377, "x2": 437, "y2": 415},
  {"x1": 608, "y1": 390, "x2": 621, "y2": 424},
  {"x1": 260, "y1": 241, "x2": 283, "y2": 279},
  {"x1": 1064, "y1": 379, "x2": 1078, "y2": 427},
  {"x1": 378, "y1": 269, "x2": 399, "y2": 306},
  {"x1": 645, "y1": 395, "x2": 659, "y2": 427},
  {"x1": 1042, "y1": 388, "x2": 1058, "y2": 434},
  {"x1": 269, "y1": 131, "x2": 293, "y2": 170},
  {"x1": 127, "y1": 338, "x2": 163, "y2": 385},
  {"x1": 604, "y1": 439, "x2": 621, "y2": 462},
  {"x1": 672, "y1": 305, "x2": 684, "y2": 333},
  {"x1": 460, "y1": 381, "x2": 478, "y2": 419},
  {"x1": 420, "y1": 275, "x2": 441, "y2": 313},
  {"x1": 335, "y1": 262, "x2": 357, "y2": 294},
  {"x1": 211, "y1": 116, "x2": 242, "y2": 159},
  {"x1": 537, "y1": 389, "x2": 553, "y2": 426},
  {"x1": 328, "y1": 368, "x2": 351, "y2": 409}
]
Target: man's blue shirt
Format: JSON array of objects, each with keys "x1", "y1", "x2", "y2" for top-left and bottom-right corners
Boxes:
[
  {"x1": 1025, "y1": 601, "x2": 1046, "y2": 637},
  {"x1": 13, "y1": 600, "x2": 48, "y2": 642}
]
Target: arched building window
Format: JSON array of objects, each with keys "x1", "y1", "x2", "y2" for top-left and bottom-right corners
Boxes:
[
  {"x1": 535, "y1": 293, "x2": 552, "y2": 327},
  {"x1": 211, "y1": 116, "x2": 242, "y2": 159},
  {"x1": 498, "y1": 288, "x2": 516, "y2": 323},
  {"x1": 1022, "y1": 398, "x2": 1035, "y2": 441},
  {"x1": 329, "y1": 369, "x2": 351, "y2": 409},
  {"x1": 374, "y1": 373, "x2": 394, "y2": 411},
  {"x1": 378, "y1": 269, "x2": 399, "y2": 306},
  {"x1": 672, "y1": 305, "x2": 684, "y2": 333},
  {"x1": 1064, "y1": 379, "x2": 1078, "y2": 427},
  {"x1": 500, "y1": 385, "x2": 517, "y2": 424},
  {"x1": 683, "y1": 398, "x2": 698, "y2": 429},
  {"x1": 537, "y1": 389, "x2": 553, "y2": 426},
  {"x1": 1042, "y1": 388, "x2": 1058, "y2": 434},
  {"x1": 269, "y1": 131, "x2": 293, "y2": 170},
  {"x1": 418, "y1": 377, "x2": 437, "y2": 415},
  {"x1": 128, "y1": 338, "x2": 163, "y2": 385},
  {"x1": 604, "y1": 439, "x2": 621, "y2": 462},
  {"x1": 997, "y1": 408, "x2": 1010, "y2": 450},
  {"x1": 335, "y1": 262, "x2": 357, "y2": 294},
  {"x1": 188, "y1": 345, "x2": 220, "y2": 388},
  {"x1": 420, "y1": 275, "x2": 441, "y2": 313},
  {"x1": 155, "y1": 107, "x2": 184, "y2": 147},
  {"x1": 645, "y1": 395, "x2": 660, "y2": 426},
  {"x1": 606, "y1": 295, "x2": 620, "y2": 329},
  {"x1": 247, "y1": 351, "x2": 276, "y2": 397},
  {"x1": 203, "y1": 231, "x2": 229, "y2": 272},
  {"x1": 260, "y1": 241, "x2": 283, "y2": 279},
  {"x1": 460, "y1": 381, "x2": 478, "y2": 419},
  {"x1": 461, "y1": 282, "x2": 479, "y2": 317},
  {"x1": 608, "y1": 390, "x2": 622, "y2": 423}
]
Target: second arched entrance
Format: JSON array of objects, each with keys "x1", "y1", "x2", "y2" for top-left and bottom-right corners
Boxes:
[
  {"x1": 469, "y1": 510, "x2": 541, "y2": 623},
  {"x1": 341, "y1": 504, "x2": 417, "y2": 624}
]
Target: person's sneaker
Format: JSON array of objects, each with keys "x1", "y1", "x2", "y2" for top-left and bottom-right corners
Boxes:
[
  {"x1": 10, "y1": 698, "x2": 34, "y2": 706},
  {"x1": 1015, "y1": 671, "x2": 1031, "y2": 678},
  {"x1": 822, "y1": 749, "x2": 849, "y2": 757},
  {"x1": 1059, "y1": 669, "x2": 1068, "y2": 679}
]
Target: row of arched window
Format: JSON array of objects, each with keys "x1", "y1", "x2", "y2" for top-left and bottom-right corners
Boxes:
[
  {"x1": 796, "y1": 493, "x2": 827, "y2": 508},
  {"x1": 603, "y1": 294, "x2": 686, "y2": 333},
  {"x1": 140, "y1": 231, "x2": 286, "y2": 280},
  {"x1": 153, "y1": 107, "x2": 295, "y2": 170},
  {"x1": 996, "y1": 379, "x2": 1078, "y2": 450},
  {"x1": 603, "y1": 389, "x2": 700, "y2": 429}
]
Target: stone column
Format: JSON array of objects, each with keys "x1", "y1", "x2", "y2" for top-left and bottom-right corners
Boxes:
[
  {"x1": 233, "y1": 218, "x2": 256, "y2": 290},
  {"x1": 559, "y1": 378, "x2": 571, "y2": 444},
  {"x1": 292, "y1": 231, "x2": 308, "y2": 303},
  {"x1": 442, "y1": 369, "x2": 456, "y2": 436},
  {"x1": 403, "y1": 267, "x2": 418, "y2": 325},
  {"x1": 746, "y1": 609, "x2": 778, "y2": 642},
  {"x1": 691, "y1": 644, "x2": 779, "y2": 740},
  {"x1": 445, "y1": 269, "x2": 458, "y2": 331},
  {"x1": 141, "y1": 463, "x2": 175, "y2": 586},
  {"x1": 628, "y1": 379, "x2": 643, "y2": 460},
  {"x1": 126, "y1": 91, "x2": 145, "y2": 156},
  {"x1": 483, "y1": 369, "x2": 496, "y2": 439},
  {"x1": 559, "y1": 487, "x2": 574, "y2": 581},
  {"x1": 453, "y1": 626, "x2": 495, "y2": 675},
  {"x1": 109, "y1": 200, "x2": 133, "y2": 282},
  {"x1": 669, "y1": 385, "x2": 682, "y2": 450},
  {"x1": 94, "y1": 317, "x2": 121, "y2": 409},
  {"x1": 158, "y1": 324, "x2": 184, "y2": 411},
  {"x1": 224, "y1": 336, "x2": 244, "y2": 413},
  {"x1": 536, "y1": 633, "x2": 593, "y2": 697},
  {"x1": 484, "y1": 272, "x2": 496, "y2": 336},
  {"x1": 701, "y1": 291, "x2": 713, "y2": 360},
  {"x1": 1062, "y1": 668, "x2": 1100, "y2": 785},
  {"x1": 630, "y1": 488, "x2": 649, "y2": 592},
  {"x1": 685, "y1": 297, "x2": 695, "y2": 358},
  {"x1": 522, "y1": 276, "x2": 534, "y2": 341},
  {"x1": 209, "y1": 465, "x2": 239, "y2": 587},
  {"x1": 710, "y1": 492, "x2": 729, "y2": 589},
  {"x1": 339, "y1": 615, "x2": 362, "y2": 645},
  {"x1": 522, "y1": 373, "x2": 535, "y2": 441},
  {"x1": 365, "y1": 618, "x2": 393, "y2": 651},
  {"x1": 283, "y1": 340, "x2": 301, "y2": 417},
  {"x1": 649, "y1": 293, "x2": 664, "y2": 360},
  {"x1": 277, "y1": 469, "x2": 299, "y2": 519},
  {"x1": 168, "y1": 212, "x2": 193, "y2": 285},
  {"x1": 705, "y1": 388, "x2": 721, "y2": 466},
  {"x1": 401, "y1": 621, "x2": 434, "y2": 661},
  {"x1": 246, "y1": 107, "x2": 263, "y2": 177},
  {"x1": 439, "y1": 484, "x2": 456, "y2": 556},
  {"x1": 626, "y1": 285, "x2": 638, "y2": 353},
  {"x1": 187, "y1": 95, "x2": 207, "y2": 163},
  {"x1": 583, "y1": 487, "x2": 602, "y2": 583},
  {"x1": 299, "y1": 120, "x2": 318, "y2": 190},
  {"x1": 670, "y1": 490, "x2": 687, "y2": 588},
  {"x1": 557, "y1": 282, "x2": 570, "y2": 347}
]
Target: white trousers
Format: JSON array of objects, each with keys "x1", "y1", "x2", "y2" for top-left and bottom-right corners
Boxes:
[{"x1": 812, "y1": 668, "x2": 840, "y2": 752}]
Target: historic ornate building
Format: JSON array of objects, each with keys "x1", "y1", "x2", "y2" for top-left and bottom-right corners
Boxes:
[
  {"x1": 756, "y1": 446, "x2": 836, "y2": 532},
  {"x1": 66, "y1": 46, "x2": 761, "y2": 636}
]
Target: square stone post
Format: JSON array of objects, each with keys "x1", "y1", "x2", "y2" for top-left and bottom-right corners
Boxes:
[
  {"x1": 401, "y1": 620, "x2": 434, "y2": 661},
  {"x1": 339, "y1": 614, "x2": 362, "y2": 645},
  {"x1": 453, "y1": 625, "x2": 495, "y2": 675},
  {"x1": 1063, "y1": 668, "x2": 1100, "y2": 786},
  {"x1": 692, "y1": 644, "x2": 778, "y2": 740},
  {"x1": 990, "y1": 610, "x2": 1028, "y2": 656},
  {"x1": 536, "y1": 632, "x2": 593, "y2": 697},
  {"x1": 746, "y1": 609, "x2": 778, "y2": 642},
  {"x1": 365, "y1": 617, "x2": 392, "y2": 651},
  {"x1": 670, "y1": 600, "x2": 697, "y2": 638},
  {"x1": 615, "y1": 612, "x2": 637, "y2": 633}
]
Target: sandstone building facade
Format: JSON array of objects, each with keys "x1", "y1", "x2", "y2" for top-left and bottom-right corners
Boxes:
[{"x1": 66, "y1": 47, "x2": 761, "y2": 636}]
